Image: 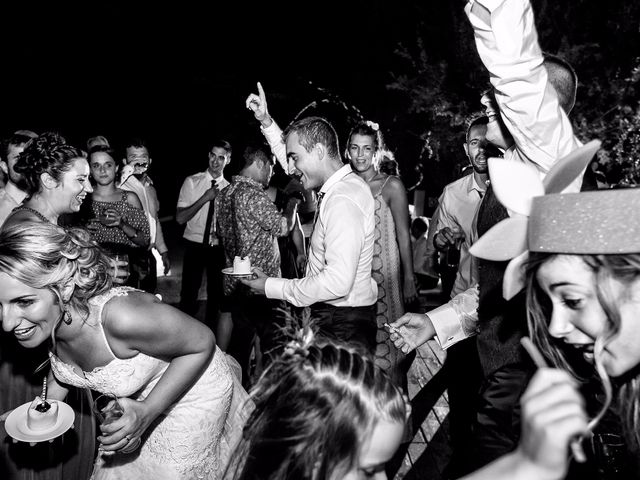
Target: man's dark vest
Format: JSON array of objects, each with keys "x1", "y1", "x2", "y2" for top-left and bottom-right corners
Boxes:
[{"x1": 476, "y1": 184, "x2": 528, "y2": 377}]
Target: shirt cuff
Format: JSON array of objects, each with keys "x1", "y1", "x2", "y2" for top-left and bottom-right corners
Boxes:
[
  {"x1": 428, "y1": 304, "x2": 469, "y2": 350},
  {"x1": 265, "y1": 277, "x2": 286, "y2": 300}
]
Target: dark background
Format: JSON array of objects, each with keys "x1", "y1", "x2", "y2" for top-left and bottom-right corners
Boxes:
[{"x1": 1, "y1": 1, "x2": 638, "y2": 216}]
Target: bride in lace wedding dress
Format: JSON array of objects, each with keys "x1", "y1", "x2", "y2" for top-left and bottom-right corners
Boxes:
[{"x1": 0, "y1": 221, "x2": 251, "y2": 479}]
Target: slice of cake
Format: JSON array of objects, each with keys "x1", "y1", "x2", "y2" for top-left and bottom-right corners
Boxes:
[
  {"x1": 233, "y1": 256, "x2": 251, "y2": 274},
  {"x1": 26, "y1": 396, "x2": 59, "y2": 431}
]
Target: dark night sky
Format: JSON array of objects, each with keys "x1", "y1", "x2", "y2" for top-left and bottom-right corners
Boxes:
[
  {"x1": 0, "y1": 1, "x2": 429, "y2": 212},
  {"x1": 2, "y1": 1, "x2": 636, "y2": 212}
]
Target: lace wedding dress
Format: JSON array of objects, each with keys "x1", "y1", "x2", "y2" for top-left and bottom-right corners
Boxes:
[{"x1": 50, "y1": 287, "x2": 250, "y2": 479}]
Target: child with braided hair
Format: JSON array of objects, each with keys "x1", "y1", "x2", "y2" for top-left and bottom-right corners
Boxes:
[{"x1": 225, "y1": 332, "x2": 408, "y2": 480}]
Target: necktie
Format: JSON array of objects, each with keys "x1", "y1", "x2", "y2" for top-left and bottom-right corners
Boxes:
[
  {"x1": 311, "y1": 191, "x2": 324, "y2": 231},
  {"x1": 202, "y1": 180, "x2": 215, "y2": 246}
]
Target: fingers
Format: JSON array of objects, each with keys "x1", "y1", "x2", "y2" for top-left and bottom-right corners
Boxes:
[
  {"x1": 390, "y1": 313, "x2": 412, "y2": 329},
  {"x1": 245, "y1": 93, "x2": 260, "y2": 111},
  {"x1": 257, "y1": 81, "x2": 265, "y2": 101},
  {"x1": 0, "y1": 409, "x2": 13, "y2": 421}
]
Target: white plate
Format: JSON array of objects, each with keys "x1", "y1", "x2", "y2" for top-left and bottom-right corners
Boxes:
[
  {"x1": 221, "y1": 267, "x2": 253, "y2": 277},
  {"x1": 5, "y1": 400, "x2": 75, "y2": 443}
]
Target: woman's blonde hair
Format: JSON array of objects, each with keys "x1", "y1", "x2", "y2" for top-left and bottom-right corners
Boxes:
[{"x1": 0, "y1": 221, "x2": 112, "y2": 321}]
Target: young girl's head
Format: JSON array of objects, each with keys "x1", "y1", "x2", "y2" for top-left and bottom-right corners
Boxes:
[{"x1": 228, "y1": 340, "x2": 408, "y2": 479}]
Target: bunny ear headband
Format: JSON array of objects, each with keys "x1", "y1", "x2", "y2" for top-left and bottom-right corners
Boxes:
[{"x1": 470, "y1": 140, "x2": 640, "y2": 300}]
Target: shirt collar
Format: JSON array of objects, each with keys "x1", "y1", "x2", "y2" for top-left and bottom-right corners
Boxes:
[
  {"x1": 466, "y1": 173, "x2": 486, "y2": 195},
  {"x1": 206, "y1": 170, "x2": 228, "y2": 187},
  {"x1": 232, "y1": 175, "x2": 264, "y2": 189},
  {"x1": 319, "y1": 164, "x2": 353, "y2": 196},
  {"x1": 5, "y1": 181, "x2": 26, "y2": 204}
]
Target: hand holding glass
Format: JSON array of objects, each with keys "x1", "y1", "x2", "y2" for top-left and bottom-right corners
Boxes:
[{"x1": 92, "y1": 393, "x2": 141, "y2": 454}]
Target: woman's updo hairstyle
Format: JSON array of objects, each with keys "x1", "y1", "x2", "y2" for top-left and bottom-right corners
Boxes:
[
  {"x1": 0, "y1": 221, "x2": 112, "y2": 319},
  {"x1": 14, "y1": 131, "x2": 86, "y2": 196}
]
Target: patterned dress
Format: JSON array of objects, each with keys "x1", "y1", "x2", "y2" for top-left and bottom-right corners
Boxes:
[
  {"x1": 372, "y1": 177, "x2": 406, "y2": 386},
  {"x1": 49, "y1": 287, "x2": 251, "y2": 479},
  {"x1": 86, "y1": 192, "x2": 150, "y2": 253}
]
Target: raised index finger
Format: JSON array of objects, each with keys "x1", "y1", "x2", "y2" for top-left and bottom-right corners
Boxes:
[{"x1": 257, "y1": 81, "x2": 265, "y2": 102}]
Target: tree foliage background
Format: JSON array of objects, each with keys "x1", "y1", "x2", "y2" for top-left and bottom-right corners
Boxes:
[{"x1": 379, "y1": 0, "x2": 640, "y2": 212}]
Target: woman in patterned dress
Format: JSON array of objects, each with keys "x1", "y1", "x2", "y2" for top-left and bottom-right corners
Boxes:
[
  {"x1": 83, "y1": 145, "x2": 150, "y2": 287},
  {"x1": 345, "y1": 121, "x2": 417, "y2": 389}
]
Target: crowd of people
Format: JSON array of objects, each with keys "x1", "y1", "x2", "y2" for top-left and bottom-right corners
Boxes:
[{"x1": 0, "y1": 0, "x2": 638, "y2": 479}]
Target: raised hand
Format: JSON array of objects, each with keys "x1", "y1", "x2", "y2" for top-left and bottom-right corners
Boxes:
[{"x1": 245, "y1": 82, "x2": 273, "y2": 127}]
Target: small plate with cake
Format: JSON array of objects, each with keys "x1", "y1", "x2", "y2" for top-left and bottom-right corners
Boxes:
[
  {"x1": 5, "y1": 396, "x2": 75, "y2": 443},
  {"x1": 222, "y1": 256, "x2": 255, "y2": 295}
]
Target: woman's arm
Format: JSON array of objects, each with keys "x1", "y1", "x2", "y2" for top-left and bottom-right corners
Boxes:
[
  {"x1": 384, "y1": 176, "x2": 418, "y2": 304},
  {"x1": 97, "y1": 292, "x2": 215, "y2": 450}
]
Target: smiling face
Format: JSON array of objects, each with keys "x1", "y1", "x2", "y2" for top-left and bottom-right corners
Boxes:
[
  {"x1": 0, "y1": 272, "x2": 60, "y2": 348},
  {"x1": 536, "y1": 254, "x2": 640, "y2": 377},
  {"x1": 125, "y1": 146, "x2": 151, "y2": 176},
  {"x1": 480, "y1": 92, "x2": 513, "y2": 150},
  {"x1": 208, "y1": 147, "x2": 230, "y2": 178},
  {"x1": 89, "y1": 151, "x2": 117, "y2": 186},
  {"x1": 338, "y1": 419, "x2": 404, "y2": 480},
  {"x1": 286, "y1": 132, "x2": 322, "y2": 190},
  {"x1": 347, "y1": 133, "x2": 376, "y2": 174},
  {"x1": 54, "y1": 157, "x2": 93, "y2": 213}
]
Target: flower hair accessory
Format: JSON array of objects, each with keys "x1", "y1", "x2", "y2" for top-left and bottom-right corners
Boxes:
[
  {"x1": 283, "y1": 327, "x2": 314, "y2": 358},
  {"x1": 469, "y1": 140, "x2": 605, "y2": 300},
  {"x1": 365, "y1": 120, "x2": 379, "y2": 131}
]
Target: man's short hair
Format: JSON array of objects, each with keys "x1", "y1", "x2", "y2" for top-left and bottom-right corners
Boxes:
[
  {"x1": 124, "y1": 137, "x2": 149, "y2": 152},
  {"x1": 465, "y1": 114, "x2": 489, "y2": 143},
  {"x1": 208, "y1": 139, "x2": 232, "y2": 156},
  {"x1": 241, "y1": 145, "x2": 271, "y2": 170},
  {"x1": 543, "y1": 53, "x2": 578, "y2": 114},
  {"x1": 1, "y1": 132, "x2": 38, "y2": 162},
  {"x1": 283, "y1": 116, "x2": 340, "y2": 159}
]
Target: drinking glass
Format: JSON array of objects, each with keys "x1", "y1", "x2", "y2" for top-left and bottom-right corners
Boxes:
[
  {"x1": 92, "y1": 393, "x2": 141, "y2": 454},
  {"x1": 111, "y1": 254, "x2": 130, "y2": 284},
  {"x1": 592, "y1": 433, "x2": 627, "y2": 478}
]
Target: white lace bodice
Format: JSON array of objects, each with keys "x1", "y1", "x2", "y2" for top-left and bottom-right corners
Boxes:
[{"x1": 48, "y1": 287, "x2": 250, "y2": 479}]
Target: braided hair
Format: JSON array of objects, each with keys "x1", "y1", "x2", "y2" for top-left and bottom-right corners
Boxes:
[{"x1": 225, "y1": 329, "x2": 407, "y2": 479}]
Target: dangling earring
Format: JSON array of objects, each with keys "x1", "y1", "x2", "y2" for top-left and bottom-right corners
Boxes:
[{"x1": 62, "y1": 306, "x2": 72, "y2": 325}]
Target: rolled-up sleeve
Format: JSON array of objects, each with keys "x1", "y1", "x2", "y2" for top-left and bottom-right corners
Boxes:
[
  {"x1": 466, "y1": 0, "x2": 582, "y2": 181},
  {"x1": 260, "y1": 122, "x2": 288, "y2": 173},
  {"x1": 265, "y1": 194, "x2": 364, "y2": 307}
]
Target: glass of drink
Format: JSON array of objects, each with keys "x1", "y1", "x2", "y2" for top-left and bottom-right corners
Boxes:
[
  {"x1": 111, "y1": 253, "x2": 130, "y2": 284},
  {"x1": 445, "y1": 239, "x2": 462, "y2": 268},
  {"x1": 92, "y1": 393, "x2": 141, "y2": 454},
  {"x1": 592, "y1": 433, "x2": 628, "y2": 478}
]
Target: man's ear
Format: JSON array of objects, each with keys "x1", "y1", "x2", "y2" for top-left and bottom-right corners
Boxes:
[
  {"x1": 40, "y1": 172, "x2": 58, "y2": 190},
  {"x1": 314, "y1": 143, "x2": 325, "y2": 161},
  {"x1": 0, "y1": 161, "x2": 8, "y2": 176}
]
